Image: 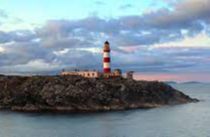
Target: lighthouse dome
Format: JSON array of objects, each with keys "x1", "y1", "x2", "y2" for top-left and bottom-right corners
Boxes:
[
  {"x1": 104, "y1": 41, "x2": 109, "y2": 45},
  {"x1": 104, "y1": 41, "x2": 110, "y2": 51}
]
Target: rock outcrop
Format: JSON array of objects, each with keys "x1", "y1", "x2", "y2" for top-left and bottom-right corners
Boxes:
[{"x1": 0, "y1": 75, "x2": 198, "y2": 112}]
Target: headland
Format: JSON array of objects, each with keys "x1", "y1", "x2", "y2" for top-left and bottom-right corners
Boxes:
[{"x1": 0, "y1": 75, "x2": 198, "y2": 112}]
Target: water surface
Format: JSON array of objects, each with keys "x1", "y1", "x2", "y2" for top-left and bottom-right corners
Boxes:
[{"x1": 0, "y1": 83, "x2": 209, "y2": 137}]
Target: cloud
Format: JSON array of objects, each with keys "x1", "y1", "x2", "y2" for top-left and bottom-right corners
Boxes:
[
  {"x1": 0, "y1": 59, "x2": 59, "y2": 74},
  {"x1": 144, "y1": 0, "x2": 210, "y2": 28},
  {"x1": 135, "y1": 72, "x2": 210, "y2": 82},
  {"x1": 0, "y1": 9, "x2": 8, "y2": 19},
  {"x1": 0, "y1": 47, "x2": 4, "y2": 53},
  {"x1": 0, "y1": 9, "x2": 37, "y2": 31},
  {"x1": 0, "y1": 30, "x2": 36, "y2": 44},
  {"x1": 151, "y1": 32, "x2": 210, "y2": 49},
  {"x1": 119, "y1": 4, "x2": 133, "y2": 10},
  {"x1": 0, "y1": 0, "x2": 210, "y2": 77},
  {"x1": 94, "y1": 1, "x2": 106, "y2": 5}
]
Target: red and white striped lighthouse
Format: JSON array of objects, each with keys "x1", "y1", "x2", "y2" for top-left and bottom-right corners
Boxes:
[{"x1": 103, "y1": 41, "x2": 111, "y2": 73}]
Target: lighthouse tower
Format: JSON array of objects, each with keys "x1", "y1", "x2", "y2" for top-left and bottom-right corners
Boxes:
[{"x1": 103, "y1": 41, "x2": 111, "y2": 73}]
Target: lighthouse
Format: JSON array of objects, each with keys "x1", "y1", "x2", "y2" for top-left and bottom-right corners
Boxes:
[
  {"x1": 61, "y1": 41, "x2": 125, "y2": 78},
  {"x1": 103, "y1": 41, "x2": 111, "y2": 73}
]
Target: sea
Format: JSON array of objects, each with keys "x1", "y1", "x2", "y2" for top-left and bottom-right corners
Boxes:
[{"x1": 0, "y1": 83, "x2": 209, "y2": 137}]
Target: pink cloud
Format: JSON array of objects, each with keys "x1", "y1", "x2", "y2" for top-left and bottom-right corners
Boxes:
[
  {"x1": 134, "y1": 72, "x2": 210, "y2": 82},
  {"x1": 119, "y1": 46, "x2": 140, "y2": 53},
  {"x1": 117, "y1": 45, "x2": 148, "y2": 53}
]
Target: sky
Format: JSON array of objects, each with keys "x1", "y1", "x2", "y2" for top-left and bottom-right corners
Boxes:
[{"x1": 0, "y1": 0, "x2": 210, "y2": 82}]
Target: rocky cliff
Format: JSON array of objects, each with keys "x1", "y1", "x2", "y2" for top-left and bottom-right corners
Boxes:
[{"x1": 0, "y1": 75, "x2": 198, "y2": 112}]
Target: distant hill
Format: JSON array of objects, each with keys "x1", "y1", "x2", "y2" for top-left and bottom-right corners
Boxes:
[
  {"x1": 164, "y1": 81, "x2": 209, "y2": 85},
  {"x1": 181, "y1": 81, "x2": 204, "y2": 84}
]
